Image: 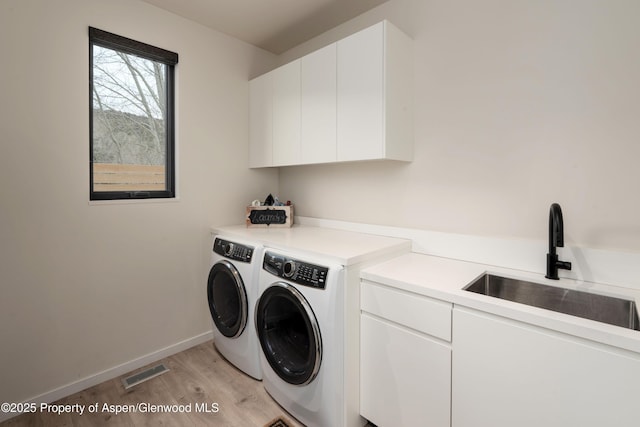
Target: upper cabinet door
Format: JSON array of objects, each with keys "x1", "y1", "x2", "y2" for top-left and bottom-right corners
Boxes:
[
  {"x1": 248, "y1": 20, "x2": 412, "y2": 168},
  {"x1": 337, "y1": 23, "x2": 385, "y2": 162},
  {"x1": 337, "y1": 21, "x2": 413, "y2": 163},
  {"x1": 301, "y1": 44, "x2": 337, "y2": 165},
  {"x1": 249, "y1": 72, "x2": 273, "y2": 168},
  {"x1": 272, "y1": 60, "x2": 301, "y2": 166}
]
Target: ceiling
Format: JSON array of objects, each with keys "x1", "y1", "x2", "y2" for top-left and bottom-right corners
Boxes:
[{"x1": 140, "y1": 0, "x2": 389, "y2": 54}]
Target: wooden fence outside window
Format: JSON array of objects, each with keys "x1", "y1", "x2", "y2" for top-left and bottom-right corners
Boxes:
[{"x1": 93, "y1": 163, "x2": 165, "y2": 192}]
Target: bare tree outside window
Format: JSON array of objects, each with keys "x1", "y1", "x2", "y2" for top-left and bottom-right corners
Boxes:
[{"x1": 89, "y1": 27, "x2": 177, "y2": 200}]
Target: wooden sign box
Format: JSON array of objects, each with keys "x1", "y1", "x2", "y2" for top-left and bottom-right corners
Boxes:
[{"x1": 246, "y1": 205, "x2": 294, "y2": 228}]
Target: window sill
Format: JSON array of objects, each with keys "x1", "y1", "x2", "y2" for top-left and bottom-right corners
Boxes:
[{"x1": 88, "y1": 197, "x2": 180, "y2": 206}]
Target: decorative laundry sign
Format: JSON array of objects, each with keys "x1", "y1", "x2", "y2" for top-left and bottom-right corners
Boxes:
[{"x1": 246, "y1": 205, "x2": 293, "y2": 228}]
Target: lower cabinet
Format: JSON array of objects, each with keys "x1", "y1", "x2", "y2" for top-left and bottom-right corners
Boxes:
[
  {"x1": 452, "y1": 307, "x2": 640, "y2": 427},
  {"x1": 360, "y1": 281, "x2": 452, "y2": 427},
  {"x1": 360, "y1": 284, "x2": 640, "y2": 427}
]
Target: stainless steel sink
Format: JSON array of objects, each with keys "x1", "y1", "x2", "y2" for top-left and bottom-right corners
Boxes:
[{"x1": 464, "y1": 274, "x2": 640, "y2": 331}]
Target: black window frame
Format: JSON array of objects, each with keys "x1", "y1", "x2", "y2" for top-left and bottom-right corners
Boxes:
[{"x1": 89, "y1": 27, "x2": 178, "y2": 201}]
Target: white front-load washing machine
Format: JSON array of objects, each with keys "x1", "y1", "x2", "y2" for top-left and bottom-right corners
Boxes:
[
  {"x1": 255, "y1": 248, "x2": 345, "y2": 427},
  {"x1": 207, "y1": 235, "x2": 262, "y2": 380}
]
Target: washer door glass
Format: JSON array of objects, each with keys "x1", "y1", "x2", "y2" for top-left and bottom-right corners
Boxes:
[
  {"x1": 207, "y1": 260, "x2": 248, "y2": 338},
  {"x1": 256, "y1": 282, "x2": 322, "y2": 386}
]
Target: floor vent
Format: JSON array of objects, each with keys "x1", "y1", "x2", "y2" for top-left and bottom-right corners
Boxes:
[
  {"x1": 121, "y1": 363, "x2": 169, "y2": 389},
  {"x1": 264, "y1": 417, "x2": 291, "y2": 427}
]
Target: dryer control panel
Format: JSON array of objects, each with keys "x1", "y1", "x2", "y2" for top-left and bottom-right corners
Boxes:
[
  {"x1": 263, "y1": 251, "x2": 328, "y2": 289},
  {"x1": 213, "y1": 238, "x2": 253, "y2": 263}
]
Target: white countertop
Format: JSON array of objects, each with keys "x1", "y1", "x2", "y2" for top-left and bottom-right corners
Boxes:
[
  {"x1": 211, "y1": 224, "x2": 411, "y2": 266},
  {"x1": 361, "y1": 252, "x2": 640, "y2": 354}
]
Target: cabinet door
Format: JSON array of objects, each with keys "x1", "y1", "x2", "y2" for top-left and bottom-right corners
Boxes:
[
  {"x1": 452, "y1": 307, "x2": 640, "y2": 427},
  {"x1": 301, "y1": 43, "x2": 337, "y2": 164},
  {"x1": 249, "y1": 72, "x2": 273, "y2": 168},
  {"x1": 361, "y1": 313, "x2": 451, "y2": 427},
  {"x1": 337, "y1": 22, "x2": 384, "y2": 162},
  {"x1": 272, "y1": 60, "x2": 301, "y2": 166}
]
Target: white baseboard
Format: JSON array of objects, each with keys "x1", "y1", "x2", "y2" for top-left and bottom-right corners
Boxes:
[{"x1": 0, "y1": 331, "x2": 214, "y2": 423}]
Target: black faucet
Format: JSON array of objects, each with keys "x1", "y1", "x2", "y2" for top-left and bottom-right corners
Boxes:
[{"x1": 546, "y1": 203, "x2": 572, "y2": 280}]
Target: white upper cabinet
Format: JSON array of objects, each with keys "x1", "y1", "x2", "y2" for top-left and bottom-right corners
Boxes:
[
  {"x1": 301, "y1": 44, "x2": 337, "y2": 165},
  {"x1": 272, "y1": 60, "x2": 301, "y2": 166},
  {"x1": 336, "y1": 23, "x2": 384, "y2": 162},
  {"x1": 249, "y1": 71, "x2": 273, "y2": 168},
  {"x1": 249, "y1": 20, "x2": 413, "y2": 168},
  {"x1": 337, "y1": 21, "x2": 413, "y2": 162}
]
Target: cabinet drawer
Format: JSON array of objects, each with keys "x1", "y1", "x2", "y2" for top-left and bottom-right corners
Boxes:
[{"x1": 361, "y1": 280, "x2": 452, "y2": 341}]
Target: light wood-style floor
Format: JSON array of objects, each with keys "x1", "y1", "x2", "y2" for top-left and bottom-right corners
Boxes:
[{"x1": 1, "y1": 341, "x2": 304, "y2": 427}]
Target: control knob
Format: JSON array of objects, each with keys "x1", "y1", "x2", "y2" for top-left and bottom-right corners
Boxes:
[
  {"x1": 222, "y1": 242, "x2": 235, "y2": 256},
  {"x1": 283, "y1": 260, "x2": 296, "y2": 278}
]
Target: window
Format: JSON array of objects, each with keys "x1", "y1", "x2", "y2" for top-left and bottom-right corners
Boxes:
[{"x1": 89, "y1": 27, "x2": 178, "y2": 200}]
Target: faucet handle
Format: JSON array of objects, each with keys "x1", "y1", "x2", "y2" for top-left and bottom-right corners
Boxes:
[
  {"x1": 557, "y1": 260, "x2": 572, "y2": 271},
  {"x1": 546, "y1": 254, "x2": 572, "y2": 280}
]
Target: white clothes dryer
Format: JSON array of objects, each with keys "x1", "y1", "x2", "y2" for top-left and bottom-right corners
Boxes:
[
  {"x1": 207, "y1": 235, "x2": 262, "y2": 380},
  {"x1": 256, "y1": 249, "x2": 345, "y2": 427}
]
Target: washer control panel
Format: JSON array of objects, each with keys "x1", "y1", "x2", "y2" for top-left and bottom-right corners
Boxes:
[
  {"x1": 263, "y1": 251, "x2": 328, "y2": 289},
  {"x1": 213, "y1": 238, "x2": 253, "y2": 263}
]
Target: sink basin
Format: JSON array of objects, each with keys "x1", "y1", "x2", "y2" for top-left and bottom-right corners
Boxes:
[{"x1": 464, "y1": 274, "x2": 640, "y2": 331}]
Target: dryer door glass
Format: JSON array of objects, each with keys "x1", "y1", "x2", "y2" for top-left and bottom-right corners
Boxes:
[
  {"x1": 256, "y1": 282, "x2": 322, "y2": 385},
  {"x1": 207, "y1": 261, "x2": 248, "y2": 338}
]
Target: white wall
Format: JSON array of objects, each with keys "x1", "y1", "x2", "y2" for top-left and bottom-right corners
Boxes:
[
  {"x1": 0, "y1": 0, "x2": 277, "y2": 404},
  {"x1": 277, "y1": 0, "x2": 640, "y2": 254}
]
